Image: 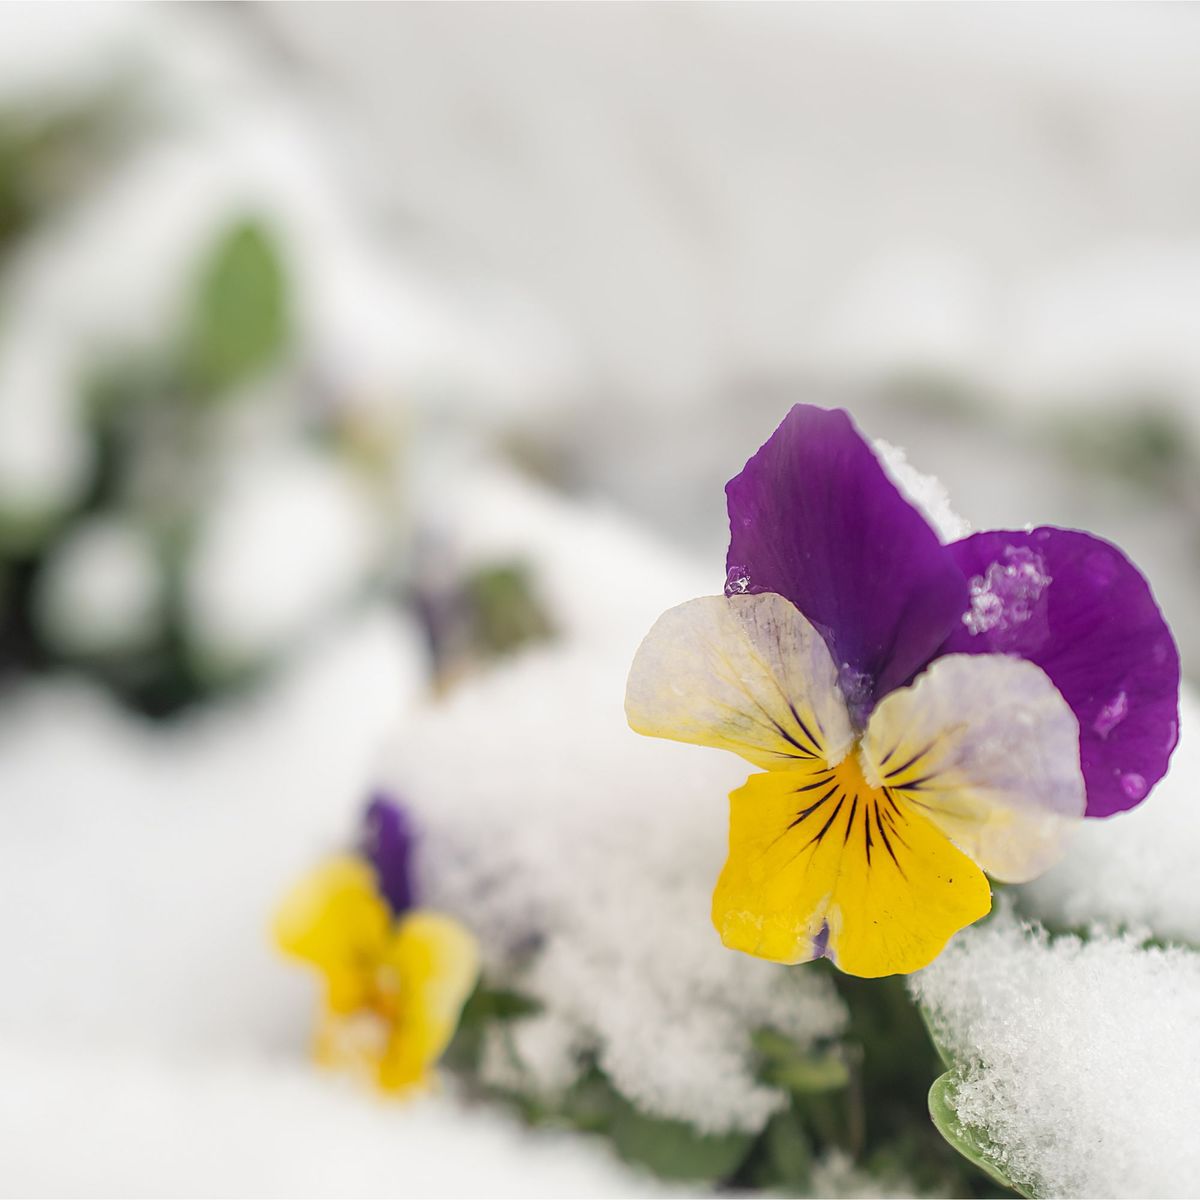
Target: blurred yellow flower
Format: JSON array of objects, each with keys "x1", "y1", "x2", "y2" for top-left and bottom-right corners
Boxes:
[{"x1": 274, "y1": 856, "x2": 479, "y2": 1093}]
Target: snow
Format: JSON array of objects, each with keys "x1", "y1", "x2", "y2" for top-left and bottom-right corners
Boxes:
[
  {"x1": 0, "y1": 1038, "x2": 658, "y2": 1199},
  {"x1": 913, "y1": 903, "x2": 1200, "y2": 1199},
  {"x1": 34, "y1": 514, "x2": 163, "y2": 656},
  {"x1": 874, "y1": 438, "x2": 972, "y2": 544},
  {"x1": 0, "y1": 608, "x2": 421, "y2": 1054},
  {"x1": 184, "y1": 448, "x2": 380, "y2": 670},
  {"x1": 4, "y1": 3, "x2": 1200, "y2": 1194},
  {"x1": 0, "y1": 600, "x2": 668, "y2": 1195},
  {"x1": 0, "y1": 327, "x2": 91, "y2": 521}
]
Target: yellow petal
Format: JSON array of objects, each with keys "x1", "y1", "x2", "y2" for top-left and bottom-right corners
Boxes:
[
  {"x1": 861, "y1": 654, "x2": 1085, "y2": 882},
  {"x1": 272, "y1": 856, "x2": 390, "y2": 1014},
  {"x1": 625, "y1": 593, "x2": 855, "y2": 771},
  {"x1": 712, "y1": 755, "x2": 991, "y2": 977},
  {"x1": 377, "y1": 910, "x2": 480, "y2": 1092}
]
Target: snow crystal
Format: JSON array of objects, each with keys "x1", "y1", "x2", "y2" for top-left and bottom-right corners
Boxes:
[
  {"x1": 1024, "y1": 685, "x2": 1200, "y2": 945},
  {"x1": 960, "y1": 545, "x2": 1052, "y2": 639},
  {"x1": 873, "y1": 438, "x2": 971, "y2": 543},
  {"x1": 913, "y1": 904, "x2": 1200, "y2": 1199}
]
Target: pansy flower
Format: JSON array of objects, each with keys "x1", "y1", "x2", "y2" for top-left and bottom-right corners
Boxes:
[
  {"x1": 274, "y1": 794, "x2": 479, "y2": 1092},
  {"x1": 626, "y1": 406, "x2": 1179, "y2": 978}
]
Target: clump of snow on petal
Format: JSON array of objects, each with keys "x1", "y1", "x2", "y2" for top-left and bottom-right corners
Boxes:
[
  {"x1": 1024, "y1": 686, "x2": 1200, "y2": 945},
  {"x1": 913, "y1": 905, "x2": 1200, "y2": 1199},
  {"x1": 873, "y1": 438, "x2": 971, "y2": 543}
]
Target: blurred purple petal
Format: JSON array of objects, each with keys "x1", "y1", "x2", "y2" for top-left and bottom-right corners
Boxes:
[
  {"x1": 360, "y1": 793, "x2": 417, "y2": 914},
  {"x1": 941, "y1": 528, "x2": 1180, "y2": 818},
  {"x1": 725, "y1": 405, "x2": 968, "y2": 724}
]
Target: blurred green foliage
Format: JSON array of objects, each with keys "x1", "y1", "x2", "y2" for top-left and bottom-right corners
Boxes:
[
  {"x1": 1047, "y1": 403, "x2": 1196, "y2": 495},
  {"x1": 181, "y1": 221, "x2": 290, "y2": 396},
  {"x1": 415, "y1": 559, "x2": 557, "y2": 692},
  {"x1": 0, "y1": 211, "x2": 294, "y2": 716},
  {"x1": 0, "y1": 90, "x2": 131, "y2": 257}
]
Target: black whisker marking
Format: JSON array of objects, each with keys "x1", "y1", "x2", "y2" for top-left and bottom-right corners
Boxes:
[
  {"x1": 787, "y1": 702, "x2": 823, "y2": 757},
  {"x1": 841, "y1": 795, "x2": 859, "y2": 845},
  {"x1": 793, "y1": 774, "x2": 836, "y2": 792},
  {"x1": 884, "y1": 740, "x2": 938, "y2": 781},
  {"x1": 787, "y1": 784, "x2": 839, "y2": 830},
  {"x1": 893, "y1": 772, "x2": 936, "y2": 792},
  {"x1": 875, "y1": 802, "x2": 906, "y2": 876},
  {"x1": 739, "y1": 691, "x2": 819, "y2": 760},
  {"x1": 879, "y1": 805, "x2": 911, "y2": 849},
  {"x1": 804, "y1": 793, "x2": 846, "y2": 849}
]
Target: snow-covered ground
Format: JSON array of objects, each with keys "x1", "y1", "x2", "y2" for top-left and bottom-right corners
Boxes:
[
  {"x1": 6, "y1": 5, "x2": 1200, "y2": 1196},
  {"x1": 0, "y1": 597, "x2": 663, "y2": 1197}
]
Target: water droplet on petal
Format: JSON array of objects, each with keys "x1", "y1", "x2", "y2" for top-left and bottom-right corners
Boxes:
[
  {"x1": 1121, "y1": 772, "x2": 1147, "y2": 801},
  {"x1": 1093, "y1": 691, "x2": 1129, "y2": 739}
]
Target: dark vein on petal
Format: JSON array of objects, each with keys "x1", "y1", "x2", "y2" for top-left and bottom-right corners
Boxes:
[
  {"x1": 841, "y1": 795, "x2": 859, "y2": 846},
  {"x1": 787, "y1": 784, "x2": 839, "y2": 830},
  {"x1": 794, "y1": 774, "x2": 836, "y2": 792},
  {"x1": 875, "y1": 801, "x2": 905, "y2": 876},
  {"x1": 884, "y1": 740, "x2": 938, "y2": 781},
  {"x1": 804, "y1": 793, "x2": 846, "y2": 850},
  {"x1": 787, "y1": 702, "x2": 823, "y2": 757}
]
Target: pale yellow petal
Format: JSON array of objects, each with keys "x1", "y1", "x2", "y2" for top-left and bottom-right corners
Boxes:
[
  {"x1": 377, "y1": 910, "x2": 480, "y2": 1092},
  {"x1": 712, "y1": 757, "x2": 991, "y2": 978},
  {"x1": 272, "y1": 856, "x2": 390, "y2": 1014},
  {"x1": 861, "y1": 654, "x2": 1085, "y2": 882},
  {"x1": 625, "y1": 593, "x2": 855, "y2": 771}
]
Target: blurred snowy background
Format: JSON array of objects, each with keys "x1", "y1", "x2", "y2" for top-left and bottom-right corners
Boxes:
[{"x1": 5, "y1": 4, "x2": 1200, "y2": 1196}]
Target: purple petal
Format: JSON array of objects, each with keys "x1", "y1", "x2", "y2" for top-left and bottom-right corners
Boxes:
[
  {"x1": 726, "y1": 405, "x2": 968, "y2": 724},
  {"x1": 941, "y1": 528, "x2": 1180, "y2": 818},
  {"x1": 360, "y1": 792, "x2": 417, "y2": 914}
]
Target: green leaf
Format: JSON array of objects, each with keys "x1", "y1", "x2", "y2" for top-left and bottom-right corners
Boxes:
[
  {"x1": 609, "y1": 1099, "x2": 754, "y2": 1182},
  {"x1": 559, "y1": 1071, "x2": 623, "y2": 1135},
  {"x1": 916, "y1": 1002, "x2": 957, "y2": 1072},
  {"x1": 752, "y1": 1028, "x2": 850, "y2": 1093},
  {"x1": 762, "y1": 1109, "x2": 813, "y2": 1189},
  {"x1": 182, "y1": 219, "x2": 288, "y2": 395},
  {"x1": 928, "y1": 1071, "x2": 1028, "y2": 1196},
  {"x1": 466, "y1": 561, "x2": 556, "y2": 659}
]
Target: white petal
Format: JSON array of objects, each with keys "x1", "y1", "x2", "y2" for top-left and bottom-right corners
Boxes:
[
  {"x1": 625, "y1": 593, "x2": 854, "y2": 770},
  {"x1": 861, "y1": 654, "x2": 1085, "y2": 882}
]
